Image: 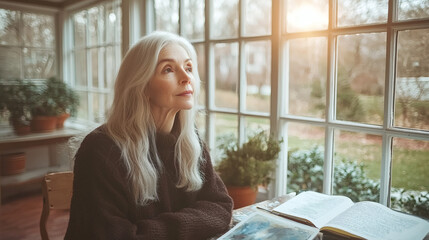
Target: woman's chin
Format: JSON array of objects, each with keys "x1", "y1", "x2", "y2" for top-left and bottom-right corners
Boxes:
[{"x1": 177, "y1": 103, "x2": 194, "y2": 110}]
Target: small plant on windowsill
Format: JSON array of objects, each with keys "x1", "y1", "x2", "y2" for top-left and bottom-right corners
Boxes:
[
  {"x1": 30, "y1": 77, "x2": 79, "y2": 132},
  {"x1": 215, "y1": 130, "x2": 282, "y2": 209},
  {"x1": 0, "y1": 79, "x2": 37, "y2": 135}
]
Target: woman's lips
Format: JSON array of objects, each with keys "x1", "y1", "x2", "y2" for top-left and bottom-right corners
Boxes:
[{"x1": 177, "y1": 90, "x2": 193, "y2": 96}]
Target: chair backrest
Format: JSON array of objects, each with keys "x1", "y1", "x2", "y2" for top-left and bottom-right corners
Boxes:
[{"x1": 40, "y1": 171, "x2": 74, "y2": 240}]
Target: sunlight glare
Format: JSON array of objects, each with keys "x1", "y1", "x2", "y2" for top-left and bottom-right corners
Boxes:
[{"x1": 287, "y1": 4, "x2": 327, "y2": 31}]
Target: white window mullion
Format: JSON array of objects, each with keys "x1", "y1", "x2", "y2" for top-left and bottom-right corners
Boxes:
[
  {"x1": 88, "y1": 92, "x2": 94, "y2": 122},
  {"x1": 205, "y1": 0, "x2": 215, "y2": 151},
  {"x1": 62, "y1": 13, "x2": 72, "y2": 84},
  {"x1": 380, "y1": 135, "x2": 393, "y2": 206},
  {"x1": 19, "y1": 11, "x2": 25, "y2": 80},
  {"x1": 380, "y1": 0, "x2": 398, "y2": 206},
  {"x1": 178, "y1": 0, "x2": 184, "y2": 36},
  {"x1": 98, "y1": 47, "x2": 104, "y2": 89},
  {"x1": 271, "y1": 0, "x2": 286, "y2": 198},
  {"x1": 237, "y1": 0, "x2": 245, "y2": 144},
  {"x1": 238, "y1": 41, "x2": 246, "y2": 144},
  {"x1": 323, "y1": 0, "x2": 338, "y2": 195}
]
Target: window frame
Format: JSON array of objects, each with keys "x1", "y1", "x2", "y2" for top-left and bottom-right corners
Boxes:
[
  {"x1": 63, "y1": 0, "x2": 122, "y2": 124},
  {"x1": 276, "y1": 0, "x2": 429, "y2": 206},
  {"x1": 65, "y1": 0, "x2": 429, "y2": 207},
  {"x1": 0, "y1": 2, "x2": 59, "y2": 81}
]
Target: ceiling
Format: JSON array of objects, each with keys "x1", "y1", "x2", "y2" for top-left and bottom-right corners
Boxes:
[{"x1": 2, "y1": 0, "x2": 89, "y2": 9}]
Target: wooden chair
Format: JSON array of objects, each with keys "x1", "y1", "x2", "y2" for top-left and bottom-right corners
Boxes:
[{"x1": 40, "y1": 171, "x2": 74, "y2": 240}]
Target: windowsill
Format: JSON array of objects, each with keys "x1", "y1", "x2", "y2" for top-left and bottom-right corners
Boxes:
[
  {"x1": 0, "y1": 119, "x2": 101, "y2": 145},
  {"x1": 0, "y1": 118, "x2": 101, "y2": 144},
  {"x1": 0, "y1": 126, "x2": 83, "y2": 145}
]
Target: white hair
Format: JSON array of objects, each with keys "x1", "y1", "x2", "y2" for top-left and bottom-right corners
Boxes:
[{"x1": 105, "y1": 31, "x2": 203, "y2": 205}]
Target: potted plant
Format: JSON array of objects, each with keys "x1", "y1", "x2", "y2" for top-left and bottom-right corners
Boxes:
[
  {"x1": 0, "y1": 79, "x2": 37, "y2": 135},
  {"x1": 215, "y1": 130, "x2": 282, "y2": 209},
  {"x1": 30, "y1": 77, "x2": 79, "y2": 132},
  {"x1": 46, "y1": 77, "x2": 79, "y2": 128}
]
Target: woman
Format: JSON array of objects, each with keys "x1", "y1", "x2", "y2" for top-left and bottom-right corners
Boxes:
[{"x1": 65, "y1": 32, "x2": 233, "y2": 240}]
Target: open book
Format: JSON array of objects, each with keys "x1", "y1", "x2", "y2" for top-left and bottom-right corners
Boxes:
[
  {"x1": 272, "y1": 191, "x2": 429, "y2": 240},
  {"x1": 218, "y1": 211, "x2": 319, "y2": 240}
]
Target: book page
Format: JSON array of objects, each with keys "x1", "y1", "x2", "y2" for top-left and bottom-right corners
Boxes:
[
  {"x1": 218, "y1": 211, "x2": 319, "y2": 240},
  {"x1": 272, "y1": 191, "x2": 354, "y2": 228},
  {"x1": 322, "y1": 201, "x2": 429, "y2": 240}
]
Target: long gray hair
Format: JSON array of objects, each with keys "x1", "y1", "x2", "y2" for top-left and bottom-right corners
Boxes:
[{"x1": 105, "y1": 32, "x2": 203, "y2": 205}]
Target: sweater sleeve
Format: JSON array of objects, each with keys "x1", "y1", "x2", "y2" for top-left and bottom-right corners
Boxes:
[
  {"x1": 65, "y1": 132, "x2": 233, "y2": 240},
  {"x1": 65, "y1": 132, "x2": 142, "y2": 240},
  {"x1": 135, "y1": 145, "x2": 234, "y2": 240}
]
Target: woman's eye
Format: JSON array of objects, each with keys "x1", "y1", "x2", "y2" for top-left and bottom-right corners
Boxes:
[
  {"x1": 186, "y1": 67, "x2": 192, "y2": 72},
  {"x1": 163, "y1": 67, "x2": 173, "y2": 73}
]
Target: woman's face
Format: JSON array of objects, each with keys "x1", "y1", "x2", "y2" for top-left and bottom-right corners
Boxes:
[{"x1": 146, "y1": 43, "x2": 195, "y2": 115}]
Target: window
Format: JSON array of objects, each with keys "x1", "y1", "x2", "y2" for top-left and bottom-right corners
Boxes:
[
  {"x1": 152, "y1": 0, "x2": 429, "y2": 216},
  {"x1": 154, "y1": 0, "x2": 273, "y2": 162},
  {"x1": 0, "y1": 5, "x2": 56, "y2": 125},
  {"x1": 0, "y1": 7, "x2": 56, "y2": 80},
  {"x1": 65, "y1": 0, "x2": 121, "y2": 123},
  {"x1": 281, "y1": 0, "x2": 429, "y2": 213}
]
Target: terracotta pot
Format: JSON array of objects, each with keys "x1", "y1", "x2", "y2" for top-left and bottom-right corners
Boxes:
[
  {"x1": 31, "y1": 116, "x2": 57, "y2": 133},
  {"x1": 12, "y1": 122, "x2": 31, "y2": 135},
  {"x1": 1, "y1": 152, "x2": 26, "y2": 176},
  {"x1": 56, "y1": 113, "x2": 70, "y2": 129},
  {"x1": 226, "y1": 186, "x2": 258, "y2": 209}
]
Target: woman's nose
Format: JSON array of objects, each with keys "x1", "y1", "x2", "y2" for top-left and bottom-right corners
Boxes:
[{"x1": 179, "y1": 69, "x2": 191, "y2": 84}]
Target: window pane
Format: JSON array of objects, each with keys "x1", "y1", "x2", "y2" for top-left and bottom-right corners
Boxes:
[
  {"x1": 23, "y1": 13, "x2": 55, "y2": 47},
  {"x1": 88, "y1": 7, "x2": 100, "y2": 46},
  {"x1": 99, "y1": 6, "x2": 106, "y2": 43},
  {"x1": 337, "y1": 0, "x2": 388, "y2": 27},
  {"x1": 74, "y1": 11, "x2": 86, "y2": 47},
  {"x1": 286, "y1": 122, "x2": 325, "y2": 193},
  {"x1": 115, "y1": 43, "x2": 121, "y2": 72},
  {"x1": 0, "y1": 47, "x2": 21, "y2": 79},
  {"x1": 286, "y1": 0, "x2": 328, "y2": 33},
  {"x1": 0, "y1": 9, "x2": 19, "y2": 45},
  {"x1": 76, "y1": 91, "x2": 88, "y2": 120},
  {"x1": 212, "y1": 0, "x2": 238, "y2": 39},
  {"x1": 154, "y1": 0, "x2": 179, "y2": 34},
  {"x1": 244, "y1": 116, "x2": 270, "y2": 138},
  {"x1": 98, "y1": 47, "x2": 105, "y2": 88},
  {"x1": 334, "y1": 130, "x2": 381, "y2": 202},
  {"x1": 245, "y1": 40, "x2": 271, "y2": 113},
  {"x1": 93, "y1": 92, "x2": 100, "y2": 122},
  {"x1": 288, "y1": 37, "x2": 327, "y2": 118},
  {"x1": 75, "y1": 50, "x2": 87, "y2": 87},
  {"x1": 194, "y1": 43, "x2": 205, "y2": 107},
  {"x1": 214, "y1": 113, "x2": 238, "y2": 161},
  {"x1": 183, "y1": 0, "x2": 204, "y2": 40},
  {"x1": 243, "y1": 0, "x2": 271, "y2": 36},
  {"x1": 90, "y1": 48, "x2": 99, "y2": 87},
  {"x1": 115, "y1": 5, "x2": 121, "y2": 43},
  {"x1": 391, "y1": 138, "x2": 429, "y2": 217},
  {"x1": 395, "y1": 29, "x2": 429, "y2": 131},
  {"x1": 104, "y1": 92, "x2": 112, "y2": 118},
  {"x1": 106, "y1": 3, "x2": 120, "y2": 43},
  {"x1": 336, "y1": 33, "x2": 386, "y2": 125},
  {"x1": 93, "y1": 93, "x2": 106, "y2": 123},
  {"x1": 196, "y1": 111, "x2": 206, "y2": 140},
  {"x1": 398, "y1": 0, "x2": 429, "y2": 21},
  {"x1": 214, "y1": 43, "x2": 238, "y2": 109},
  {"x1": 105, "y1": 46, "x2": 115, "y2": 89},
  {"x1": 23, "y1": 49, "x2": 55, "y2": 79}
]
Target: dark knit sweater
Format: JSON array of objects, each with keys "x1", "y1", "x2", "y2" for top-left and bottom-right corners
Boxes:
[{"x1": 64, "y1": 126, "x2": 233, "y2": 240}]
